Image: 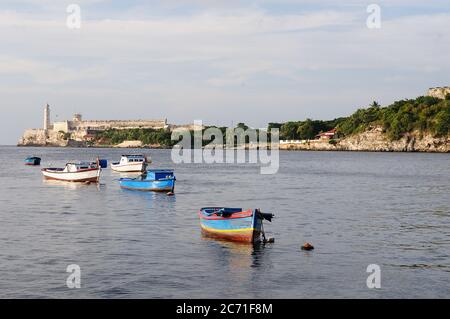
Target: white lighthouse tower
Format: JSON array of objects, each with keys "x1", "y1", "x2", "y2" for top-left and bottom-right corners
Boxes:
[{"x1": 44, "y1": 103, "x2": 50, "y2": 131}]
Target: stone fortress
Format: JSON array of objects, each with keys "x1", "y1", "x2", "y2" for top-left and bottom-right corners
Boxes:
[
  {"x1": 427, "y1": 86, "x2": 450, "y2": 99},
  {"x1": 18, "y1": 104, "x2": 169, "y2": 146}
]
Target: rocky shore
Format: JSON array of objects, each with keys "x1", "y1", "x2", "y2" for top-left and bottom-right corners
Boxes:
[{"x1": 279, "y1": 127, "x2": 449, "y2": 152}]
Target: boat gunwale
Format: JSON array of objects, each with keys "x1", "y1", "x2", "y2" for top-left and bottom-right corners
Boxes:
[
  {"x1": 42, "y1": 167, "x2": 100, "y2": 174},
  {"x1": 119, "y1": 177, "x2": 175, "y2": 182},
  {"x1": 120, "y1": 154, "x2": 147, "y2": 158},
  {"x1": 111, "y1": 162, "x2": 145, "y2": 167},
  {"x1": 198, "y1": 208, "x2": 254, "y2": 220}
]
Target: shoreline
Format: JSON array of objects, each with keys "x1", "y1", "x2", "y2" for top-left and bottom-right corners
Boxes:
[
  {"x1": 14, "y1": 144, "x2": 450, "y2": 153},
  {"x1": 15, "y1": 127, "x2": 450, "y2": 153}
]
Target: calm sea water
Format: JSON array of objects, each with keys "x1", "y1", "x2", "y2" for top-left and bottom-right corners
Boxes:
[{"x1": 0, "y1": 146, "x2": 449, "y2": 298}]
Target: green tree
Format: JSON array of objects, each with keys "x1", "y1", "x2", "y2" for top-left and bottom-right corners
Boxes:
[
  {"x1": 434, "y1": 108, "x2": 450, "y2": 137},
  {"x1": 280, "y1": 122, "x2": 300, "y2": 139},
  {"x1": 236, "y1": 122, "x2": 249, "y2": 130},
  {"x1": 370, "y1": 101, "x2": 381, "y2": 108},
  {"x1": 296, "y1": 119, "x2": 315, "y2": 140}
]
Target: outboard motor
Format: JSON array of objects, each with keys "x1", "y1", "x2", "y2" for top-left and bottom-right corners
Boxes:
[
  {"x1": 99, "y1": 159, "x2": 108, "y2": 168},
  {"x1": 256, "y1": 209, "x2": 274, "y2": 222}
]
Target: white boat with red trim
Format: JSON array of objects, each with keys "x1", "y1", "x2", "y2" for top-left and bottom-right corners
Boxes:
[
  {"x1": 41, "y1": 160, "x2": 103, "y2": 183},
  {"x1": 111, "y1": 154, "x2": 150, "y2": 172}
]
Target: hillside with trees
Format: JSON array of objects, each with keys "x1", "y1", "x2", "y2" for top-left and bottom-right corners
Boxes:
[
  {"x1": 91, "y1": 95, "x2": 449, "y2": 148},
  {"x1": 275, "y1": 95, "x2": 450, "y2": 141}
]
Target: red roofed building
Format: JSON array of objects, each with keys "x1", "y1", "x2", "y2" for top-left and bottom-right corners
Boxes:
[
  {"x1": 83, "y1": 133, "x2": 96, "y2": 142},
  {"x1": 316, "y1": 128, "x2": 337, "y2": 140}
]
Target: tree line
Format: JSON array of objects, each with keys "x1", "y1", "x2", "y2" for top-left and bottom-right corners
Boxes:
[
  {"x1": 94, "y1": 94, "x2": 449, "y2": 146},
  {"x1": 271, "y1": 95, "x2": 449, "y2": 141}
]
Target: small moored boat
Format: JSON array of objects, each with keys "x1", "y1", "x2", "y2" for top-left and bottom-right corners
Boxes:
[
  {"x1": 119, "y1": 169, "x2": 175, "y2": 192},
  {"x1": 41, "y1": 159, "x2": 106, "y2": 183},
  {"x1": 111, "y1": 154, "x2": 150, "y2": 172},
  {"x1": 25, "y1": 157, "x2": 41, "y2": 166},
  {"x1": 198, "y1": 207, "x2": 274, "y2": 243}
]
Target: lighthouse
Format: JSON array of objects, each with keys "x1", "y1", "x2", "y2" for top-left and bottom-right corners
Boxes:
[{"x1": 44, "y1": 103, "x2": 50, "y2": 131}]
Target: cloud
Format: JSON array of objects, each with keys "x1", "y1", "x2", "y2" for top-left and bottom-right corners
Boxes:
[
  {"x1": 0, "y1": 56, "x2": 108, "y2": 85},
  {"x1": 0, "y1": 9, "x2": 360, "y2": 87}
]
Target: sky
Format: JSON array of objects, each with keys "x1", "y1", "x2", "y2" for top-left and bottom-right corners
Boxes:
[{"x1": 0, "y1": 0, "x2": 449, "y2": 144}]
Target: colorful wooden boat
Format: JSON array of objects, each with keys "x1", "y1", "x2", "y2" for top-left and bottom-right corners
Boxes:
[
  {"x1": 111, "y1": 154, "x2": 150, "y2": 172},
  {"x1": 41, "y1": 159, "x2": 105, "y2": 183},
  {"x1": 198, "y1": 207, "x2": 274, "y2": 243},
  {"x1": 25, "y1": 157, "x2": 41, "y2": 166},
  {"x1": 119, "y1": 169, "x2": 175, "y2": 192}
]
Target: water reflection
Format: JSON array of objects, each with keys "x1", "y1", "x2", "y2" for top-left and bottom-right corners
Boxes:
[
  {"x1": 120, "y1": 188, "x2": 177, "y2": 210},
  {"x1": 201, "y1": 237, "x2": 271, "y2": 270},
  {"x1": 111, "y1": 171, "x2": 143, "y2": 179},
  {"x1": 43, "y1": 179, "x2": 102, "y2": 190}
]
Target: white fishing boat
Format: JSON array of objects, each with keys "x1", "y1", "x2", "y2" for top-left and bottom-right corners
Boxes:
[
  {"x1": 41, "y1": 160, "x2": 104, "y2": 183},
  {"x1": 111, "y1": 154, "x2": 150, "y2": 172}
]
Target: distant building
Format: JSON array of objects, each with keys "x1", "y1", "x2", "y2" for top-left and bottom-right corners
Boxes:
[
  {"x1": 43, "y1": 103, "x2": 51, "y2": 131},
  {"x1": 427, "y1": 86, "x2": 450, "y2": 99},
  {"x1": 280, "y1": 140, "x2": 306, "y2": 144},
  {"x1": 18, "y1": 104, "x2": 169, "y2": 146},
  {"x1": 83, "y1": 133, "x2": 96, "y2": 142},
  {"x1": 73, "y1": 113, "x2": 82, "y2": 122},
  {"x1": 316, "y1": 128, "x2": 337, "y2": 140},
  {"x1": 50, "y1": 109, "x2": 168, "y2": 134}
]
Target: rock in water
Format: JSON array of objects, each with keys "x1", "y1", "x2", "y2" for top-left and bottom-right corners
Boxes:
[{"x1": 301, "y1": 242, "x2": 314, "y2": 251}]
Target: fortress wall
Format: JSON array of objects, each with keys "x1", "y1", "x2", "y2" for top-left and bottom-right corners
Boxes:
[
  {"x1": 69, "y1": 119, "x2": 167, "y2": 131},
  {"x1": 169, "y1": 123, "x2": 205, "y2": 131},
  {"x1": 427, "y1": 87, "x2": 450, "y2": 99},
  {"x1": 53, "y1": 121, "x2": 70, "y2": 132}
]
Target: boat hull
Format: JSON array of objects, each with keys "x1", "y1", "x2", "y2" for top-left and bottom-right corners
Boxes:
[
  {"x1": 200, "y1": 225, "x2": 260, "y2": 243},
  {"x1": 119, "y1": 178, "x2": 175, "y2": 192},
  {"x1": 42, "y1": 168, "x2": 100, "y2": 183},
  {"x1": 198, "y1": 208, "x2": 263, "y2": 243},
  {"x1": 25, "y1": 158, "x2": 41, "y2": 166},
  {"x1": 111, "y1": 162, "x2": 146, "y2": 172}
]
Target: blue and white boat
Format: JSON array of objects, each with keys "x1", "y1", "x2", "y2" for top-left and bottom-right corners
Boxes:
[
  {"x1": 119, "y1": 169, "x2": 175, "y2": 192},
  {"x1": 25, "y1": 157, "x2": 41, "y2": 166}
]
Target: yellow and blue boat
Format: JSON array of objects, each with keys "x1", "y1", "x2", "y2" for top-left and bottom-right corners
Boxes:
[
  {"x1": 119, "y1": 169, "x2": 175, "y2": 192},
  {"x1": 198, "y1": 207, "x2": 274, "y2": 243}
]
